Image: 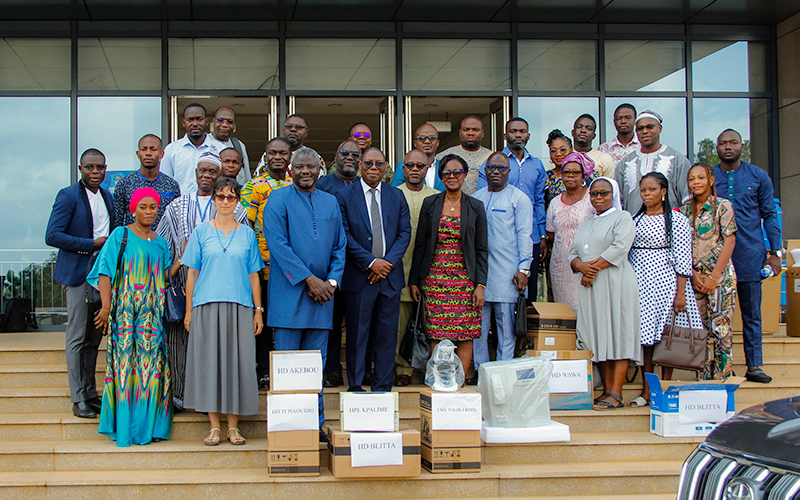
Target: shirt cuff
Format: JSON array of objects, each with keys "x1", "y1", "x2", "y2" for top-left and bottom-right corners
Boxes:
[{"x1": 368, "y1": 258, "x2": 377, "y2": 270}]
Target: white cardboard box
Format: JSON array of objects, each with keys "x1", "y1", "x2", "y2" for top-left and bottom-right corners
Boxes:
[{"x1": 480, "y1": 421, "x2": 570, "y2": 444}]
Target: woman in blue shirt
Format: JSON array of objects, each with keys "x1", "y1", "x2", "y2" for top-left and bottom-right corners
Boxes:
[{"x1": 182, "y1": 177, "x2": 265, "y2": 446}]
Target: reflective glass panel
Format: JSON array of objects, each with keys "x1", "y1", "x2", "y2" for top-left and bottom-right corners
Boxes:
[
  {"x1": 605, "y1": 41, "x2": 685, "y2": 92},
  {"x1": 78, "y1": 38, "x2": 161, "y2": 91},
  {"x1": 692, "y1": 41, "x2": 768, "y2": 92},
  {"x1": 169, "y1": 38, "x2": 279, "y2": 90},
  {"x1": 403, "y1": 39, "x2": 510, "y2": 91},
  {"x1": 604, "y1": 97, "x2": 687, "y2": 155},
  {"x1": 518, "y1": 40, "x2": 597, "y2": 91},
  {"x1": 517, "y1": 97, "x2": 599, "y2": 166},
  {"x1": 286, "y1": 39, "x2": 394, "y2": 91},
  {"x1": 0, "y1": 39, "x2": 71, "y2": 91},
  {"x1": 692, "y1": 98, "x2": 769, "y2": 169}
]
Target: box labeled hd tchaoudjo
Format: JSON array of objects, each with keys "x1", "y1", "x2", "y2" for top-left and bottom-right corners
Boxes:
[
  {"x1": 419, "y1": 388, "x2": 482, "y2": 473},
  {"x1": 518, "y1": 303, "x2": 577, "y2": 353},
  {"x1": 339, "y1": 391, "x2": 399, "y2": 431},
  {"x1": 269, "y1": 350, "x2": 323, "y2": 393},
  {"x1": 267, "y1": 429, "x2": 319, "y2": 476},
  {"x1": 525, "y1": 350, "x2": 593, "y2": 410},
  {"x1": 327, "y1": 426, "x2": 421, "y2": 478}
]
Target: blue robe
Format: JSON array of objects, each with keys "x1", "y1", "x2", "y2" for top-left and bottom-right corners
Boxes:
[{"x1": 263, "y1": 185, "x2": 346, "y2": 329}]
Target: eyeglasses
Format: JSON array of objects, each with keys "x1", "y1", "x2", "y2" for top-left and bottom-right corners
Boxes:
[
  {"x1": 415, "y1": 135, "x2": 438, "y2": 143},
  {"x1": 485, "y1": 165, "x2": 510, "y2": 173},
  {"x1": 442, "y1": 169, "x2": 466, "y2": 178},
  {"x1": 405, "y1": 162, "x2": 427, "y2": 170},
  {"x1": 338, "y1": 150, "x2": 361, "y2": 159},
  {"x1": 283, "y1": 123, "x2": 307, "y2": 130},
  {"x1": 589, "y1": 190, "x2": 612, "y2": 198},
  {"x1": 352, "y1": 132, "x2": 371, "y2": 139},
  {"x1": 562, "y1": 170, "x2": 583, "y2": 178},
  {"x1": 362, "y1": 160, "x2": 386, "y2": 169},
  {"x1": 82, "y1": 164, "x2": 107, "y2": 171},
  {"x1": 214, "y1": 194, "x2": 239, "y2": 203},
  {"x1": 549, "y1": 148, "x2": 571, "y2": 155},
  {"x1": 215, "y1": 118, "x2": 235, "y2": 125}
]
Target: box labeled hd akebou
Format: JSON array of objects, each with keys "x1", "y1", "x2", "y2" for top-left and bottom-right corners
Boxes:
[
  {"x1": 267, "y1": 429, "x2": 319, "y2": 476},
  {"x1": 419, "y1": 388, "x2": 481, "y2": 473},
  {"x1": 269, "y1": 350, "x2": 323, "y2": 393},
  {"x1": 327, "y1": 426, "x2": 421, "y2": 478}
]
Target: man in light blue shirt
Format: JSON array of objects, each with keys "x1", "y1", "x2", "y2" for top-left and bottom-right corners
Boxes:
[
  {"x1": 473, "y1": 153, "x2": 533, "y2": 372},
  {"x1": 478, "y1": 117, "x2": 546, "y2": 306},
  {"x1": 161, "y1": 103, "x2": 216, "y2": 194}
]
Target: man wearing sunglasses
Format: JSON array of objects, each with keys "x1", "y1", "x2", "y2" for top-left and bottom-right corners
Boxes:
[
  {"x1": 391, "y1": 124, "x2": 446, "y2": 191},
  {"x1": 207, "y1": 106, "x2": 252, "y2": 187},
  {"x1": 435, "y1": 115, "x2": 492, "y2": 195}
]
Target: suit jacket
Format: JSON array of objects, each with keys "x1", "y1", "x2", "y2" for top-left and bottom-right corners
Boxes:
[
  {"x1": 408, "y1": 192, "x2": 488, "y2": 288},
  {"x1": 337, "y1": 180, "x2": 412, "y2": 293},
  {"x1": 45, "y1": 181, "x2": 114, "y2": 287}
]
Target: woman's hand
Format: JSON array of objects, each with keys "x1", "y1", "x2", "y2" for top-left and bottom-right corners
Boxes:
[
  {"x1": 574, "y1": 259, "x2": 600, "y2": 278},
  {"x1": 410, "y1": 285, "x2": 421, "y2": 302},
  {"x1": 673, "y1": 290, "x2": 687, "y2": 313},
  {"x1": 700, "y1": 276, "x2": 718, "y2": 295},
  {"x1": 94, "y1": 308, "x2": 109, "y2": 333},
  {"x1": 184, "y1": 310, "x2": 192, "y2": 333},
  {"x1": 580, "y1": 274, "x2": 594, "y2": 287},
  {"x1": 691, "y1": 270, "x2": 704, "y2": 291},
  {"x1": 472, "y1": 286, "x2": 485, "y2": 309},
  {"x1": 254, "y1": 310, "x2": 263, "y2": 336}
]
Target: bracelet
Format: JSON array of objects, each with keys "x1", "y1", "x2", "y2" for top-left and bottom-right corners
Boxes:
[
  {"x1": 477, "y1": 284, "x2": 486, "y2": 288},
  {"x1": 99, "y1": 308, "x2": 109, "y2": 313},
  {"x1": 707, "y1": 275, "x2": 720, "y2": 282}
]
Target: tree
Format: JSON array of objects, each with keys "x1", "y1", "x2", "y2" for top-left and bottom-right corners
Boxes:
[{"x1": 696, "y1": 138, "x2": 750, "y2": 165}]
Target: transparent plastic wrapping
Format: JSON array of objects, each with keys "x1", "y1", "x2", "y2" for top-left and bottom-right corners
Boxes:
[
  {"x1": 478, "y1": 356, "x2": 554, "y2": 428},
  {"x1": 424, "y1": 339, "x2": 465, "y2": 391}
]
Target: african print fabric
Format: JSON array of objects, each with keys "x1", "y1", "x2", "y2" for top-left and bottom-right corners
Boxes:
[
  {"x1": 544, "y1": 169, "x2": 598, "y2": 208},
  {"x1": 240, "y1": 173, "x2": 292, "y2": 277}
]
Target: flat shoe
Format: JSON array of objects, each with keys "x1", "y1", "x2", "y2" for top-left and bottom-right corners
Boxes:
[
  {"x1": 227, "y1": 427, "x2": 246, "y2": 445},
  {"x1": 593, "y1": 393, "x2": 623, "y2": 410},
  {"x1": 204, "y1": 428, "x2": 221, "y2": 446},
  {"x1": 629, "y1": 396, "x2": 649, "y2": 408},
  {"x1": 594, "y1": 392, "x2": 611, "y2": 404}
]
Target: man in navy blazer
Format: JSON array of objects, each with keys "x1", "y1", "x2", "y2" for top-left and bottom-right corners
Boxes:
[
  {"x1": 337, "y1": 148, "x2": 411, "y2": 392},
  {"x1": 45, "y1": 149, "x2": 115, "y2": 419}
]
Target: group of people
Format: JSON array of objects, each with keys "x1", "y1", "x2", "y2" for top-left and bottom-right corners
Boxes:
[{"x1": 45, "y1": 100, "x2": 781, "y2": 447}]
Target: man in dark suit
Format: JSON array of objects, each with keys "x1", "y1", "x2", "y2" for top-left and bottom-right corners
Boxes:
[
  {"x1": 337, "y1": 148, "x2": 411, "y2": 392},
  {"x1": 45, "y1": 149, "x2": 115, "y2": 418}
]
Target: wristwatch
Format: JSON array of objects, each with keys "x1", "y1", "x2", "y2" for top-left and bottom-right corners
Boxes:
[
  {"x1": 768, "y1": 250, "x2": 783, "y2": 258},
  {"x1": 518, "y1": 269, "x2": 531, "y2": 277},
  {"x1": 327, "y1": 279, "x2": 338, "y2": 289},
  {"x1": 255, "y1": 306, "x2": 264, "y2": 312}
]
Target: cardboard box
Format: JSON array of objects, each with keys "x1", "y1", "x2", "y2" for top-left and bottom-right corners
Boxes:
[
  {"x1": 266, "y1": 392, "x2": 319, "y2": 432},
  {"x1": 645, "y1": 373, "x2": 743, "y2": 437},
  {"x1": 525, "y1": 350, "x2": 593, "y2": 410},
  {"x1": 339, "y1": 392, "x2": 399, "y2": 431},
  {"x1": 526, "y1": 303, "x2": 577, "y2": 332},
  {"x1": 419, "y1": 388, "x2": 481, "y2": 473},
  {"x1": 269, "y1": 350, "x2": 323, "y2": 393},
  {"x1": 519, "y1": 332, "x2": 577, "y2": 352},
  {"x1": 480, "y1": 421, "x2": 570, "y2": 444},
  {"x1": 732, "y1": 273, "x2": 782, "y2": 334},
  {"x1": 785, "y1": 239, "x2": 800, "y2": 337},
  {"x1": 267, "y1": 429, "x2": 319, "y2": 476},
  {"x1": 327, "y1": 426, "x2": 421, "y2": 478}
]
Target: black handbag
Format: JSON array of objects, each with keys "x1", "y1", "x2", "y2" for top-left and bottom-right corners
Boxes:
[
  {"x1": 652, "y1": 312, "x2": 709, "y2": 372},
  {"x1": 164, "y1": 285, "x2": 186, "y2": 323},
  {"x1": 515, "y1": 289, "x2": 527, "y2": 338},
  {"x1": 399, "y1": 297, "x2": 429, "y2": 371},
  {"x1": 84, "y1": 254, "x2": 102, "y2": 308}
]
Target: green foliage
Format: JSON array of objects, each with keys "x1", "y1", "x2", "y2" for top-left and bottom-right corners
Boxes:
[{"x1": 696, "y1": 138, "x2": 750, "y2": 165}]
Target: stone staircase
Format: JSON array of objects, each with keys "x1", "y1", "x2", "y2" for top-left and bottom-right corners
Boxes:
[{"x1": 0, "y1": 330, "x2": 798, "y2": 499}]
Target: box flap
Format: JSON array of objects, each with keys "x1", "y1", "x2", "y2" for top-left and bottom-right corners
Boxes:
[
  {"x1": 526, "y1": 302, "x2": 576, "y2": 320},
  {"x1": 646, "y1": 372, "x2": 744, "y2": 394}
]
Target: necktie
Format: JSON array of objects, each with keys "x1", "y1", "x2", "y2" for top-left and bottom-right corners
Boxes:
[{"x1": 370, "y1": 188, "x2": 383, "y2": 258}]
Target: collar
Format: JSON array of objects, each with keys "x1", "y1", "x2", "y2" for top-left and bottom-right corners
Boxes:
[
  {"x1": 503, "y1": 145, "x2": 531, "y2": 163},
  {"x1": 360, "y1": 178, "x2": 381, "y2": 195},
  {"x1": 179, "y1": 133, "x2": 211, "y2": 149},
  {"x1": 595, "y1": 207, "x2": 617, "y2": 218},
  {"x1": 137, "y1": 170, "x2": 161, "y2": 183},
  {"x1": 637, "y1": 144, "x2": 667, "y2": 157},
  {"x1": 612, "y1": 135, "x2": 639, "y2": 148}
]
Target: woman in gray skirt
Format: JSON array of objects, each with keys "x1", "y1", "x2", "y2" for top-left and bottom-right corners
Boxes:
[{"x1": 182, "y1": 177, "x2": 265, "y2": 446}]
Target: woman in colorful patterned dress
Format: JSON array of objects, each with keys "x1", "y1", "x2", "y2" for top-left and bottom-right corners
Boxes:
[
  {"x1": 89, "y1": 187, "x2": 181, "y2": 447},
  {"x1": 544, "y1": 129, "x2": 574, "y2": 208},
  {"x1": 680, "y1": 162, "x2": 737, "y2": 380},
  {"x1": 409, "y1": 154, "x2": 488, "y2": 376}
]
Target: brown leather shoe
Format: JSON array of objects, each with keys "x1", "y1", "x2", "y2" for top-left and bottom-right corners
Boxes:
[{"x1": 394, "y1": 374, "x2": 411, "y2": 387}]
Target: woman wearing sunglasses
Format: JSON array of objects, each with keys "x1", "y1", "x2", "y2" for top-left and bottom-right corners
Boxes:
[
  {"x1": 182, "y1": 177, "x2": 265, "y2": 446},
  {"x1": 409, "y1": 154, "x2": 488, "y2": 382},
  {"x1": 569, "y1": 177, "x2": 641, "y2": 410}
]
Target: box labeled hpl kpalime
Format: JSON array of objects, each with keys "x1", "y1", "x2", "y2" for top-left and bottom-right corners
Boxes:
[
  {"x1": 419, "y1": 388, "x2": 482, "y2": 473},
  {"x1": 327, "y1": 426, "x2": 420, "y2": 478}
]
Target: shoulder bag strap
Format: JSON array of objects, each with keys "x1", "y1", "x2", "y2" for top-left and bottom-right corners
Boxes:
[{"x1": 106, "y1": 228, "x2": 128, "y2": 334}]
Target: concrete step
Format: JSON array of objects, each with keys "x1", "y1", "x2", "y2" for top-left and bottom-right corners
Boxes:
[
  {"x1": 0, "y1": 364, "x2": 104, "y2": 389},
  {"x1": 0, "y1": 460, "x2": 683, "y2": 499}
]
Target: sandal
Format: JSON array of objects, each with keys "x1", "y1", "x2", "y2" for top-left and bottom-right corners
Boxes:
[
  {"x1": 594, "y1": 392, "x2": 611, "y2": 404},
  {"x1": 629, "y1": 396, "x2": 649, "y2": 408},
  {"x1": 593, "y1": 393, "x2": 623, "y2": 410},
  {"x1": 227, "y1": 427, "x2": 246, "y2": 445},
  {"x1": 204, "y1": 428, "x2": 221, "y2": 446}
]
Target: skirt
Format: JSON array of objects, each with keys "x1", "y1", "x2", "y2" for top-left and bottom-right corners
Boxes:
[{"x1": 184, "y1": 302, "x2": 259, "y2": 416}]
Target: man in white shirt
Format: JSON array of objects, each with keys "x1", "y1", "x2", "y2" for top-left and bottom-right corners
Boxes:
[
  {"x1": 161, "y1": 103, "x2": 215, "y2": 194},
  {"x1": 598, "y1": 103, "x2": 641, "y2": 167},
  {"x1": 206, "y1": 106, "x2": 252, "y2": 187}
]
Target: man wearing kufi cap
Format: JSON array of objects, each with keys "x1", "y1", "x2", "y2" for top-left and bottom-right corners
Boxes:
[{"x1": 614, "y1": 110, "x2": 691, "y2": 214}]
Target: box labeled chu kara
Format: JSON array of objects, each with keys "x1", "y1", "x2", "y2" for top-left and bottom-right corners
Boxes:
[
  {"x1": 327, "y1": 426, "x2": 421, "y2": 478},
  {"x1": 269, "y1": 350, "x2": 323, "y2": 393},
  {"x1": 646, "y1": 373, "x2": 743, "y2": 437},
  {"x1": 419, "y1": 388, "x2": 482, "y2": 473}
]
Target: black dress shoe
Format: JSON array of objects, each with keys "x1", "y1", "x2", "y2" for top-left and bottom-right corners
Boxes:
[
  {"x1": 323, "y1": 372, "x2": 343, "y2": 388},
  {"x1": 746, "y1": 368, "x2": 773, "y2": 384},
  {"x1": 465, "y1": 376, "x2": 478, "y2": 386},
  {"x1": 73, "y1": 401, "x2": 97, "y2": 419},
  {"x1": 87, "y1": 397, "x2": 102, "y2": 414},
  {"x1": 363, "y1": 372, "x2": 374, "y2": 387},
  {"x1": 347, "y1": 386, "x2": 367, "y2": 392},
  {"x1": 258, "y1": 375, "x2": 270, "y2": 390},
  {"x1": 319, "y1": 429, "x2": 329, "y2": 443}
]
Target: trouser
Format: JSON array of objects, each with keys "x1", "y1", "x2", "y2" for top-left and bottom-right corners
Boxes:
[
  {"x1": 737, "y1": 281, "x2": 763, "y2": 367},
  {"x1": 273, "y1": 328, "x2": 328, "y2": 427},
  {"x1": 525, "y1": 243, "x2": 541, "y2": 307},
  {"x1": 474, "y1": 302, "x2": 516, "y2": 372},
  {"x1": 64, "y1": 283, "x2": 103, "y2": 404},
  {"x1": 395, "y1": 301, "x2": 414, "y2": 376},
  {"x1": 165, "y1": 322, "x2": 189, "y2": 406},
  {"x1": 255, "y1": 276, "x2": 273, "y2": 378},
  {"x1": 324, "y1": 290, "x2": 346, "y2": 376}
]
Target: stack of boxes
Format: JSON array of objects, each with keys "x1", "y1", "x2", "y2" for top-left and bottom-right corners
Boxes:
[
  {"x1": 419, "y1": 388, "x2": 482, "y2": 473},
  {"x1": 519, "y1": 303, "x2": 578, "y2": 353},
  {"x1": 266, "y1": 350, "x2": 323, "y2": 477}
]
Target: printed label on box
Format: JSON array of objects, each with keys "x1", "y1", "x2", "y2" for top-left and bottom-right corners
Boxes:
[
  {"x1": 538, "y1": 351, "x2": 558, "y2": 360},
  {"x1": 544, "y1": 337, "x2": 556, "y2": 346},
  {"x1": 678, "y1": 390, "x2": 727, "y2": 424},
  {"x1": 547, "y1": 360, "x2": 589, "y2": 394},
  {"x1": 271, "y1": 352, "x2": 322, "y2": 392},
  {"x1": 794, "y1": 278, "x2": 800, "y2": 293},
  {"x1": 267, "y1": 394, "x2": 319, "y2": 431},
  {"x1": 350, "y1": 432, "x2": 403, "y2": 467},
  {"x1": 430, "y1": 393, "x2": 482, "y2": 430},
  {"x1": 341, "y1": 393, "x2": 396, "y2": 431}
]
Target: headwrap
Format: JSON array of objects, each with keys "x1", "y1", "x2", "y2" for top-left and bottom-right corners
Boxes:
[
  {"x1": 635, "y1": 110, "x2": 663, "y2": 124},
  {"x1": 589, "y1": 177, "x2": 622, "y2": 214},
  {"x1": 197, "y1": 150, "x2": 222, "y2": 168},
  {"x1": 561, "y1": 151, "x2": 595, "y2": 177},
  {"x1": 129, "y1": 187, "x2": 161, "y2": 214}
]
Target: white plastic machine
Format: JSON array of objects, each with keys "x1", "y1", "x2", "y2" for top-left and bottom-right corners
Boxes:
[{"x1": 478, "y1": 357, "x2": 553, "y2": 428}]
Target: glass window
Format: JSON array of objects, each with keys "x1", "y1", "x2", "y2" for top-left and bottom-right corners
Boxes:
[
  {"x1": 78, "y1": 97, "x2": 162, "y2": 181},
  {"x1": 692, "y1": 41, "x2": 768, "y2": 92},
  {"x1": 517, "y1": 97, "x2": 599, "y2": 166},
  {"x1": 604, "y1": 97, "x2": 687, "y2": 155},
  {"x1": 0, "y1": 97, "x2": 71, "y2": 324},
  {"x1": 518, "y1": 40, "x2": 597, "y2": 91},
  {"x1": 169, "y1": 38, "x2": 279, "y2": 90},
  {"x1": 0, "y1": 39, "x2": 71, "y2": 91},
  {"x1": 692, "y1": 98, "x2": 769, "y2": 169},
  {"x1": 403, "y1": 39, "x2": 510, "y2": 91},
  {"x1": 285, "y1": 39, "x2": 394, "y2": 91},
  {"x1": 78, "y1": 38, "x2": 161, "y2": 91},
  {"x1": 605, "y1": 41, "x2": 685, "y2": 92}
]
